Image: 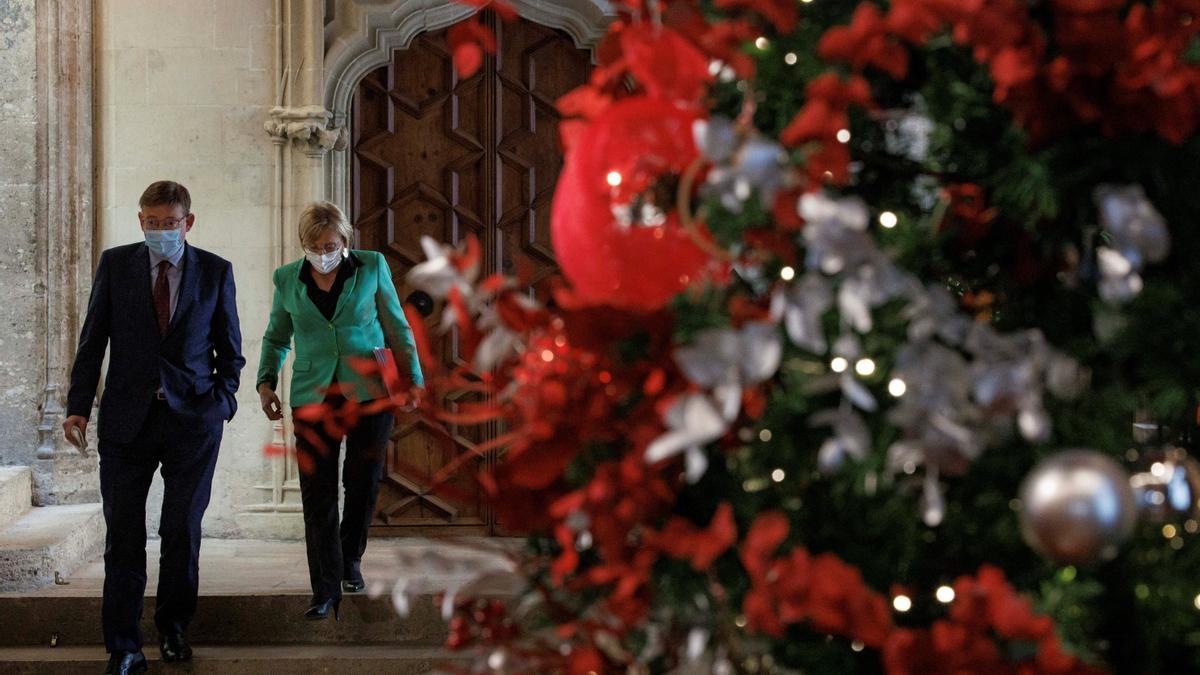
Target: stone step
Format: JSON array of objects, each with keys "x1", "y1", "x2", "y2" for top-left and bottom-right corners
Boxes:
[
  {"x1": 0, "y1": 466, "x2": 33, "y2": 530},
  {"x1": 0, "y1": 503, "x2": 104, "y2": 592},
  {"x1": 0, "y1": 592, "x2": 451, "y2": 647},
  {"x1": 0, "y1": 644, "x2": 467, "y2": 674}
]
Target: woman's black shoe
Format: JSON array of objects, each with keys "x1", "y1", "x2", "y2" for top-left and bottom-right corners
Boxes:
[
  {"x1": 304, "y1": 598, "x2": 341, "y2": 621},
  {"x1": 342, "y1": 578, "x2": 365, "y2": 593}
]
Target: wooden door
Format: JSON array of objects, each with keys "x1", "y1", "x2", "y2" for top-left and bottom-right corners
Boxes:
[{"x1": 350, "y1": 13, "x2": 592, "y2": 535}]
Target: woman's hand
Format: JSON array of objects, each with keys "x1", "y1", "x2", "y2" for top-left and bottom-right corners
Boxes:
[{"x1": 258, "y1": 382, "x2": 283, "y2": 421}]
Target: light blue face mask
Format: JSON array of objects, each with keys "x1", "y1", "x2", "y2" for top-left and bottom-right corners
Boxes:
[{"x1": 145, "y1": 227, "x2": 185, "y2": 258}]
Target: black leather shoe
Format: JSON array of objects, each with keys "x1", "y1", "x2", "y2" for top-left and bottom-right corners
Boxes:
[
  {"x1": 304, "y1": 598, "x2": 341, "y2": 621},
  {"x1": 104, "y1": 651, "x2": 147, "y2": 675},
  {"x1": 159, "y1": 631, "x2": 193, "y2": 663},
  {"x1": 342, "y1": 576, "x2": 366, "y2": 593}
]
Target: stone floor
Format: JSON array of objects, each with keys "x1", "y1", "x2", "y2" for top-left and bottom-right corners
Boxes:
[
  {"x1": 0, "y1": 537, "x2": 520, "y2": 598},
  {"x1": 0, "y1": 538, "x2": 521, "y2": 673}
]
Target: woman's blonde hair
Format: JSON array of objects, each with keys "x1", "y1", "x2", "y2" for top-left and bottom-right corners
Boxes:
[{"x1": 298, "y1": 201, "x2": 353, "y2": 250}]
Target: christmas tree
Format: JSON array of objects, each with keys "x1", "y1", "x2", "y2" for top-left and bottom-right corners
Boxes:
[{"x1": 374, "y1": 1, "x2": 1200, "y2": 672}]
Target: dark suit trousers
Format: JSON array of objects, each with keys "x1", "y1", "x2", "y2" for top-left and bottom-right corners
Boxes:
[
  {"x1": 293, "y1": 401, "x2": 392, "y2": 603},
  {"x1": 98, "y1": 399, "x2": 221, "y2": 654}
]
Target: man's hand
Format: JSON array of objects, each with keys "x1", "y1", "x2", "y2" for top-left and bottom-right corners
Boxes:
[
  {"x1": 62, "y1": 415, "x2": 88, "y2": 449},
  {"x1": 258, "y1": 383, "x2": 283, "y2": 421}
]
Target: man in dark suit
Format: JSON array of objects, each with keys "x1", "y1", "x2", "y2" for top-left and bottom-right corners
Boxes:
[{"x1": 63, "y1": 181, "x2": 244, "y2": 675}]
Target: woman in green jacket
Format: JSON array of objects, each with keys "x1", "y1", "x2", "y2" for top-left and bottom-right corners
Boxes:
[{"x1": 256, "y1": 201, "x2": 423, "y2": 620}]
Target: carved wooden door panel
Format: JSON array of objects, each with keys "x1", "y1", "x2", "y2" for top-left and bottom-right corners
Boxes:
[{"x1": 350, "y1": 14, "x2": 591, "y2": 535}]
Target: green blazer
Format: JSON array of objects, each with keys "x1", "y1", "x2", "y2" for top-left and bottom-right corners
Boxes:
[{"x1": 257, "y1": 250, "x2": 423, "y2": 407}]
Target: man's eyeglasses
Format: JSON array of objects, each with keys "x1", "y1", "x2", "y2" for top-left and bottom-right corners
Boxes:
[{"x1": 143, "y1": 216, "x2": 188, "y2": 229}]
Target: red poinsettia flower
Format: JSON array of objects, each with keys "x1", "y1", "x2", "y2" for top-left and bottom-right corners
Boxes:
[
  {"x1": 781, "y1": 73, "x2": 873, "y2": 146},
  {"x1": 714, "y1": 0, "x2": 799, "y2": 33},
  {"x1": 646, "y1": 501, "x2": 737, "y2": 570},
  {"x1": 739, "y1": 510, "x2": 790, "y2": 581},
  {"x1": 699, "y1": 19, "x2": 759, "y2": 78},
  {"x1": 818, "y1": 3, "x2": 910, "y2": 79}
]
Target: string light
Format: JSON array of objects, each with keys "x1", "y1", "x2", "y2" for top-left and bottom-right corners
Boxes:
[
  {"x1": 784, "y1": 52, "x2": 798, "y2": 65},
  {"x1": 935, "y1": 585, "x2": 955, "y2": 603},
  {"x1": 879, "y1": 211, "x2": 898, "y2": 228},
  {"x1": 888, "y1": 378, "x2": 907, "y2": 397},
  {"x1": 1164, "y1": 524, "x2": 1178, "y2": 539},
  {"x1": 780, "y1": 265, "x2": 796, "y2": 281},
  {"x1": 755, "y1": 36, "x2": 770, "y2": 49},
  {"x1": 855, "y1": 358, "x2": 876, "y2": 376},
  {"x1": 772, "y1": 468, "x2": 786, "y2": 482},
  {"x1": 1194, "y1": 594, "x2": 1200, "y2": 610},
  {"x1": 759, "y1": 429, "x2": 773, "y2": 442},
  {"x1": 1152, "y1": 461, "x2": 1167, "y2": 477},
  {"x1": 836, "y1": 128, "x2": 851, "y2": 143},
  {"x1": 850, "y1": 640, "x2": 864, "y2": 652},
  {"x1": 606, "y1": 171, "x2": 622, "y2": 187},
  {"x1": 830, "y1": 357, "x2": 849, "y2": 373},
  {"x1": 541, "y1": 350, "x2": 554, "y2": 362},
  {"x1": 892, "y1": 594, "x2": 912, "y2": 612}
]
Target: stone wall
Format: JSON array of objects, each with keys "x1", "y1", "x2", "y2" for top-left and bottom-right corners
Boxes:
[
  {"x1": 96, "y1": 0, "x2": 286, "y2": 538},
  {"x1": 0, "y1": 0, "x2": 43, "y2": 469}
]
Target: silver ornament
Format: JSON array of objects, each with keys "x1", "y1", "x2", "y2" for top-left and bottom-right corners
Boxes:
[
  {"x1": 1129, "y1": 446, "x2": 1200, "y2": 523},
  {"x1": 1018, "y1": 449, "x2": 1137, "y2": 565}
]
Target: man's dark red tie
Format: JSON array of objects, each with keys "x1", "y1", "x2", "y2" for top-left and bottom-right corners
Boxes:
[{"x1": 154, "y1": 260, "x2": 171, "y2": 334}]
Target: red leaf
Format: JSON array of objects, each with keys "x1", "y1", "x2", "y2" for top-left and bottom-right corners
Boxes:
[{"x1": 447, "y1": 18, "x2": 495, "y2": 78}]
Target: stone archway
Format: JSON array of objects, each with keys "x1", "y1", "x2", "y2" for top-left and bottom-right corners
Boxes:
[{"x1": 322, "y1": 0, "x2": 614, "y2": 208}]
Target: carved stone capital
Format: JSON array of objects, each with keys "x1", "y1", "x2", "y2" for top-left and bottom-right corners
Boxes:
[{"x1": 264, "y1": 105, "x2": 349, "y2": 157}]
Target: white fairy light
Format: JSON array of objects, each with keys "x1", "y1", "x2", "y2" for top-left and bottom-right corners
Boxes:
[
  {"x1": 879, "y1": 211, "x2": 898, "y2": 228},
  {"x1": 755, "y1": 36, "x2": 769, "y2": 50},
  {"x1": 888, "y1": 378, "x2": 907, "y2": 397},
  {"x1": 541, "y1": 349, "x2": 554, "y2": 362},
  {"x1": 855, "y1": 358, "x2": 876, "y2": 376},
  {"x1": 892, "y1": 594, "x2": 912, "y2": 612},
  {"x1": 1152, "y1": 461, "x2": 1167, "y2": 477},
  {"x1": 780, "y1": 265, "x2": 796, "y2": 281},
  {"x1": 936, "y1": 585, "x2": 956, "y2": 603},
  {"x1": 759, "y1": 429, "x2": 772, "y2": 442},
  {"x1": 772, "y1": 468, "x2": 786, "y2": 482},
  {"x1": 1194, "y1": 594, "x2": 1200, "y2": 610},
  {"x1": 784, "y1": 52, "x2": 798, "y2": 65},
  {"x1": 836, "y1": 128, "x2": 851, "y2": 143},
  {"x1": 606, "y1": 171, "x2": 622, "y2": 187},
  {"x1": 830, "y1": 356, "x2": 849, "y2": 373}
]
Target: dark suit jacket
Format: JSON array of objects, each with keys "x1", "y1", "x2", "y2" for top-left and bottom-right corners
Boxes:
[{"x1": 67, "y1": 242, "x2": 245, "y2": 445}]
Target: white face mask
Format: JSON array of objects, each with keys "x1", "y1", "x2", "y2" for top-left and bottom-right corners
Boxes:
[
  {"x1": 145, "y1": 227, "x2": 185, "y2": 258},
  {"x1": 306, "y1": 247, "x2": 344, "y2": 274}
]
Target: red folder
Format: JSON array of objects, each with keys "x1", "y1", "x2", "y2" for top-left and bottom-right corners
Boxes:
[{"x1": 373, "y1": 347, "x2": 404, "y2": 399}]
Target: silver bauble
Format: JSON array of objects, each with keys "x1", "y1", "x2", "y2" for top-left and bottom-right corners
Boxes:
[
  {"x1": 1129, "y1": 446, "x2": 1200, "y2": 523},
  {"x1": 1018, "y1": 449, "x2": 1137, "y2": 565}
]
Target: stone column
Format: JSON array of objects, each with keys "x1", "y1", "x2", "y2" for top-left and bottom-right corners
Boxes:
[
  {"x1": 0, "y1": 0, "x2": 98, "y2": 504},
  {"x1": 240, "y1": 0, "x2": 345, "y2": 536},
  {"x1": 34, "y1": 0, "x2": 98, "y2": 505}
]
